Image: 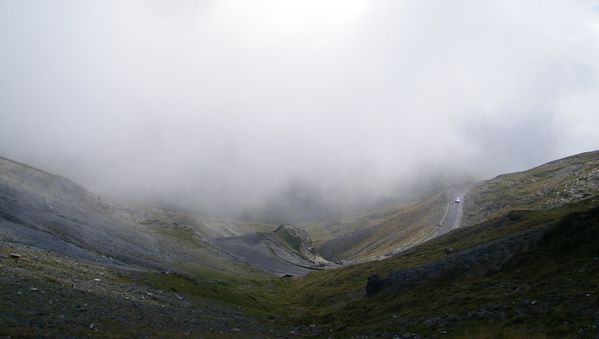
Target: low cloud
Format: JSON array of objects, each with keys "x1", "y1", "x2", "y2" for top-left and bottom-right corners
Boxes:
[{"x1": 1, "y1": 0, "x2": 598, "y2": 222}]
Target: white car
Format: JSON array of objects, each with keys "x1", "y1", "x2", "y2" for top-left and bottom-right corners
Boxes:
[{"x1": 454, "y1": 197, "x2": 461, "y2": 203}]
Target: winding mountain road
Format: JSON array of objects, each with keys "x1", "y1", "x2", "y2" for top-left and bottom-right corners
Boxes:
[{"x1": 432, "y1": 183, "x2": 478, "y2": 238}]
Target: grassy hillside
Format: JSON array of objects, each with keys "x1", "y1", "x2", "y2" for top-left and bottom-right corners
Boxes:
[
  {"x1": 285, "y1": 197, "x2": 599, "y2": 337},
  {"x1": 2, "y1": 151, "x2": 598, "y2": 337},
  {"x1": 304, "y1": 151, "x2": 599, "y2": 264},
  {"x1": 463, "y1": 150, "x2": 599, "y2": 227},
  {"x1": 4, "y1": 196, "x2": 597, "y2": 337},
  {"x1": 306, "y1": 192, "x2": 447, "y2": 261}
]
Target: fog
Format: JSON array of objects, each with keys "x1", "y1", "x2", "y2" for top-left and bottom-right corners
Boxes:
[{"x1": 1, "y1": 0, "x2": 599, "y2": 222}]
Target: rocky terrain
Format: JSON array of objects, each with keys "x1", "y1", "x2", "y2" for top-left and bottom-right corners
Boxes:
[
  {"x1": 0, "y1": 242, "x2": 291, "y2": 337},
  {"x1": 212, "y1": 224, "x2": 331, "y2": 276},
  {"x1": 0, "y1": 156, "x2": 327, "y2": 336},
  {"x1": 0, "y1": 156, "x2": 324, "y2": 277},
  {"x1": 1, "y1": 151, "x2": 598, "y2": 337},
  {"x1": 463, "y1": 150, "x2": 599, "y2": 227}
]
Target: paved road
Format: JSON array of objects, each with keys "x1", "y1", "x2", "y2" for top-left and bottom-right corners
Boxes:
[{"x1": 431, "y1": 183, "x2": 478, "y2": 238}]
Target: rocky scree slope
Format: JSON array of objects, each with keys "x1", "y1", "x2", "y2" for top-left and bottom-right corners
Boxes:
[
  {"x1": 211, "y1": 224, "x2": 331, "y2": 276},
  {"x1": 0, "y1": 156, "x2": 316, "y2": 276},
  {"x1": 0, "y1": 156, "x2": 317, "y2": 336}
]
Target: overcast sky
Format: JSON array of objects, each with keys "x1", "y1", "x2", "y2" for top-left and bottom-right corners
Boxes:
[{"x1": 1, "y1": 0, "x2": 598, "y2": 220}]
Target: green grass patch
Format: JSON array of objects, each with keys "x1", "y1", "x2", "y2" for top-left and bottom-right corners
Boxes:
[{"x1": 141, "y1": 267, "x2": 290, "y2": 315}]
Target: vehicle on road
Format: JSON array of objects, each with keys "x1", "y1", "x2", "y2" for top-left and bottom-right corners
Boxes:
[{"x1": 454, "y1": 197, "x2": 460, "y2": 203}]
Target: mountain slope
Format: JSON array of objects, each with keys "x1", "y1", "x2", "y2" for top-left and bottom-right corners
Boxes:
[
  {"x1": 0, "y1": 156, "x2": 322, "y2": 277},
  {"x1": 315, "y1": 193, "x2": 446, "y2": 261},
  {"x1": 463, "y1": 150, "x2": 599, "y2": 227},
  {"x1": 287, "y1": 196, "x2": 599, "y2": 338},
  {"x1": 284, "y1": 151, "x2": 599, "y2": 337},
  {"x1": 0, "y1": 156, "x2": 313, "y2": 336},
  {"x1": 306, "y1": 151, "x2": 599, "y2": 263},
  {"x1": 0, "y1": 156, "x2": 162, "y2": 269},
  {"x1": 2, "y1": 151, "x2": 598, "y2": 337},
  {"x1": 305, "y1": 183, "x2": 476, "y2": 262}
]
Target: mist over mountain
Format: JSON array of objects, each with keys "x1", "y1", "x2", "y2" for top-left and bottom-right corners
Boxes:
[
  {"x1": 1, "y1": 0, "x2": 598, "y2": 221},
  {"x1": 2, "y1": 2, "x2": 599, "y2": 337}
]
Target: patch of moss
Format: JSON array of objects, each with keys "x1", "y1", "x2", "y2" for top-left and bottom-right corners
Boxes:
[{"x1": 141, "y1": 268, "x2": 290, "y2": 315}]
